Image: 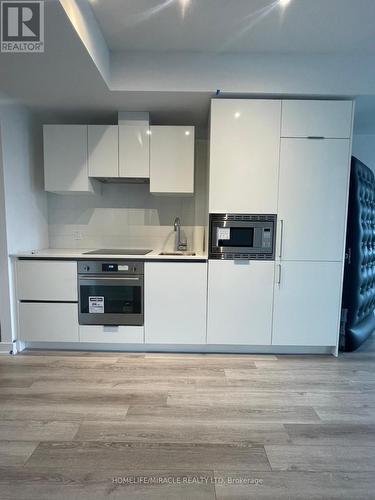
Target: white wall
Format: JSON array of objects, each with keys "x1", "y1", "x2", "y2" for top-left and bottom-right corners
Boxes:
[
  {"x1": 48, "y1": 140, "x2": 208, "y2": 252},
  {"x1": 352, "y1": 134, "x2": 375, "y2": 172},
  {"x1": 111, "y1": 52, "x2": 375, "y2": 95},
  {"x1": 60, "y1": 0, "x2": 110, "y2": 84},
  {"x1": 0, "y1": 94, "x2": 48, "y2": 345}
]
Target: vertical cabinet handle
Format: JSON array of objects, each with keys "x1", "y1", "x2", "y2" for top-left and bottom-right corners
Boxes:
[
  {"x1": 277, "y1": 264, "x2": 282, "y2": 286},
  {"x1": 279, "y1": 219, "x2": 284, "y2": 259}
]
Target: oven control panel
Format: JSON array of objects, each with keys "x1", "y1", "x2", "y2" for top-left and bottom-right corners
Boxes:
[{"x1": 78, "y1": 261, "x2": 143, "y2": 275}]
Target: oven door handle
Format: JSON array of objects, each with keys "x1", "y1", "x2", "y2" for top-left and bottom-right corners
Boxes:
[{"x1": 79, "y1": 276, "x2": 141, "y2": 281}]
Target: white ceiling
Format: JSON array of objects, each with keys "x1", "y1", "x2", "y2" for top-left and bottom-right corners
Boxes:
[
  {"x1": 89, "y1": 0, "x2": 375, "y2": 54},
  {"x1": 0, "y1": 0, "x2": 375, "y2": 135},
  {"x1": 0, "y1": 1, "x2": 211, "y2": 133}
]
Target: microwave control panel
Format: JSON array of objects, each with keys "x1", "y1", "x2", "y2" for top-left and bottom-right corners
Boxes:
[{"x1": 261, "y1": 228, "x2": 272, "y2": 248}]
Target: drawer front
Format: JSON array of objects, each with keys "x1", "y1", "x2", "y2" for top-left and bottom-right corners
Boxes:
[
  {"x1": 281, "y1": 100, "x2": 353, "y2": 138},
  {"x1": 17, "y1": 260, "x2": 77, "y2": 301},
  {"x1": 79, "y1": 325, "x2": 144, "y2": 344},
  {"x1": 18, "y1": 303, "x2": 79, "y2": 342}
]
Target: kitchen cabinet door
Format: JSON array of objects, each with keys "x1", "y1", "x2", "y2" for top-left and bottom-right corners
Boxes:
[
  {"x1": 277, "y1": 138, "x2": 350, "y2": 261},
  {"x1": 207, "y1": 260, "x2": 274, "y2": 345},
  {"x1": 144, "y1": 262, "x2": 206, "y2": 344},
  {"x1": 281, "y1": 100, "x2": 353, "y2": 139},
  {"x1": 43, "y1": 125, "x2": 95, "y2": 193},
  {"x1": 272, "y1": 261, "x2": 342, "y2": 346},
  {"x1": 16, "y1": 260, "x2": 78, "y2": 302},
  {"x1": 88, "y1": 125, "x2": 118, "y2": 178},
  {"x1": 18, "y1": 303, "x2": 79, "y2": 342},
  {"x1": 79, "y1": 325, "x2": 144, "y2": 344},
  {"x1": 209, "y1": 99, "x2": 281, "y2": 213},
  {"x1": 150, "y1": 126, "x2": 195, "y2": 194},
  {"x1": 119, "y1": 118, "x2": 150, "y2": 178}
]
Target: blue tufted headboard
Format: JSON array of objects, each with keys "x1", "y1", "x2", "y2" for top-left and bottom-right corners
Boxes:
[{"x1": 342, "y1": 157, "x2": 375, "y2": 351}]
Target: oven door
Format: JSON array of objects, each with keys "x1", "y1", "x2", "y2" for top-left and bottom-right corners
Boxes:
[{"x1": 78, "y1": 275, "x2": 144, "y2": 326}]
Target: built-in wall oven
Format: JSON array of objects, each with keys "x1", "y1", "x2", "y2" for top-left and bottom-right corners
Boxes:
[
  {"x1": 209, "y1": 214, "x2": 277, "y2": 260},
  {"x1": 78, "y1": 261, "x2": 144, "y2": 326}
]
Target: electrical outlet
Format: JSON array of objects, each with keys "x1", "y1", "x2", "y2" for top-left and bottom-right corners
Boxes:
[{"x1": 73, "y1": 231, "x2": 83, "y2": 240}]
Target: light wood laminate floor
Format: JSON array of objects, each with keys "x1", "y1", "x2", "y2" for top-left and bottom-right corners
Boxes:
[{"x1": 0, "y1": 337, "x2": 375, "y2": 499}]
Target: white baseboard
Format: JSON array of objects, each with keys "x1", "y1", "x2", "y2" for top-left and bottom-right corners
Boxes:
[
  {"x1": 22, "y1": 341, "x2": 334, "y2": 355},
  {"x1": 0, "y1": 342, "x2": 14, "y2": 354}
]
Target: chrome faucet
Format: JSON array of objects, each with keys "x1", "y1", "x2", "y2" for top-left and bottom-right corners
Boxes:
[{"x1": 174, "y1": 217, "x2": 187, "y2": 252}]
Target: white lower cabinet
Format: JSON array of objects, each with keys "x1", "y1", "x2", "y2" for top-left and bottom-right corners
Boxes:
[
  {"x1": 272, "y1": 261, "x2": 343, "y2": 346},
  {"x1": 207, "y1": 260, "x2": 274, "y2": 345},
  {"x1": 79, "y1": 325, "x2": 144, "y2": 344},
  {"x1": 16, "y1": 260, "x2": 78, "y2": 302},
  {"x1": 145, "y1": 262, "x2": 207, "y2": 344},
  {"x1": 18, "y1": 303, "x2": 79, "y2": 342}
]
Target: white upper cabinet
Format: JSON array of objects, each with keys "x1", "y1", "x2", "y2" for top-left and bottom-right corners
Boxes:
[
  {"x1": 277, "y1": 138, "x2": 351, "y2": 261},
  {"x1": 207, "y1": 260, "x2": 274, "y2": 345},
  {"x1": 150, "y1": 126, "x2": 195, "y2": 194},
  {"x1": 88, "y1": 125, "x2": 118, "y2": 178},
  {"x1": 272, "y1": 261, "x2": 342, "y2": 346},
  {"x1": 144, "y1": 262, "x2": 207, "y2": 344},
  {"x1": 44, "y1": 125, "x2": 95, "y2": 193},
  {"x1": 209, "y1": 99, "x2": 281, "y2": 214},
  {"x1": 281, "y1": 100, "x2": 353, "y2": 139},
  {"x1": 119, "y1": 112, "x2": 150, "y2": 178}
]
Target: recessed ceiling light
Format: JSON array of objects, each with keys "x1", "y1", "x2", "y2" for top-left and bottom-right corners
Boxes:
[
  {"x1": 185, "y1": 130, "x2": 191, "y2": 136},
  {"x1": 279, "y1": 0, "x2": 291, "y2": 6},
  {"x1": 146, "y1": 130, "x2": 152, "y2": 135},
  {"x1": 179, "y1": 0, "x2": 191, "y2": 18},
  {"x1": 234, "y1": 112, "x2": 241, "y2": 119},
  {"x1": 179, "y1": 0, "x2": 191, "y2": 7}
]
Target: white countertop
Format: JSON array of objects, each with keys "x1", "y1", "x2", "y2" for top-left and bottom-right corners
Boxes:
[{"x1": 12, "y1": 248, "x2": 208, "y2": 261}]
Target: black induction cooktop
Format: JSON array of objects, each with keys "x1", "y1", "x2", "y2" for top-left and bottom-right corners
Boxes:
[{"x1": 83, "y1": 249, "x2": 153, "y2": 255}]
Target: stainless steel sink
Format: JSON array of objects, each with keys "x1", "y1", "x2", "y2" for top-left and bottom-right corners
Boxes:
[{"x1": 159, "y1": 251, "x2": 196, "y2": 256}]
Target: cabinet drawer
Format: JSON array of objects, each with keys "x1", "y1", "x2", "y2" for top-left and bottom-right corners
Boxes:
[
  {"x1": 281, "y1": 100, "x2": 353, "y2": 138},
  {"x1": 16, "y1": 260, "x2": 77, "y2": 301},
  {"x1": 79, "y1": 325, "x2": 144, "y2": 344},
  {"x1": 18, "y1": 303, "x2": 79, "y2": 342}
]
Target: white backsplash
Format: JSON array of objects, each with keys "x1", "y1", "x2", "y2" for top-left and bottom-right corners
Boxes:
[{"x1": 47, "y1": 141, "x2": 208, "y2": 252}]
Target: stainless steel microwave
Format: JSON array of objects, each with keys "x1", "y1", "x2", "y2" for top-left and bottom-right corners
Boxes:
[{"x1": 209, "y1": 214, "x2": 277, "y2": 260}]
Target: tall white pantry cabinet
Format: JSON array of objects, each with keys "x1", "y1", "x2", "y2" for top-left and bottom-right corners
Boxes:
[{"x1": 208, "y1": 99, "x2": 354, "y2": 349}]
